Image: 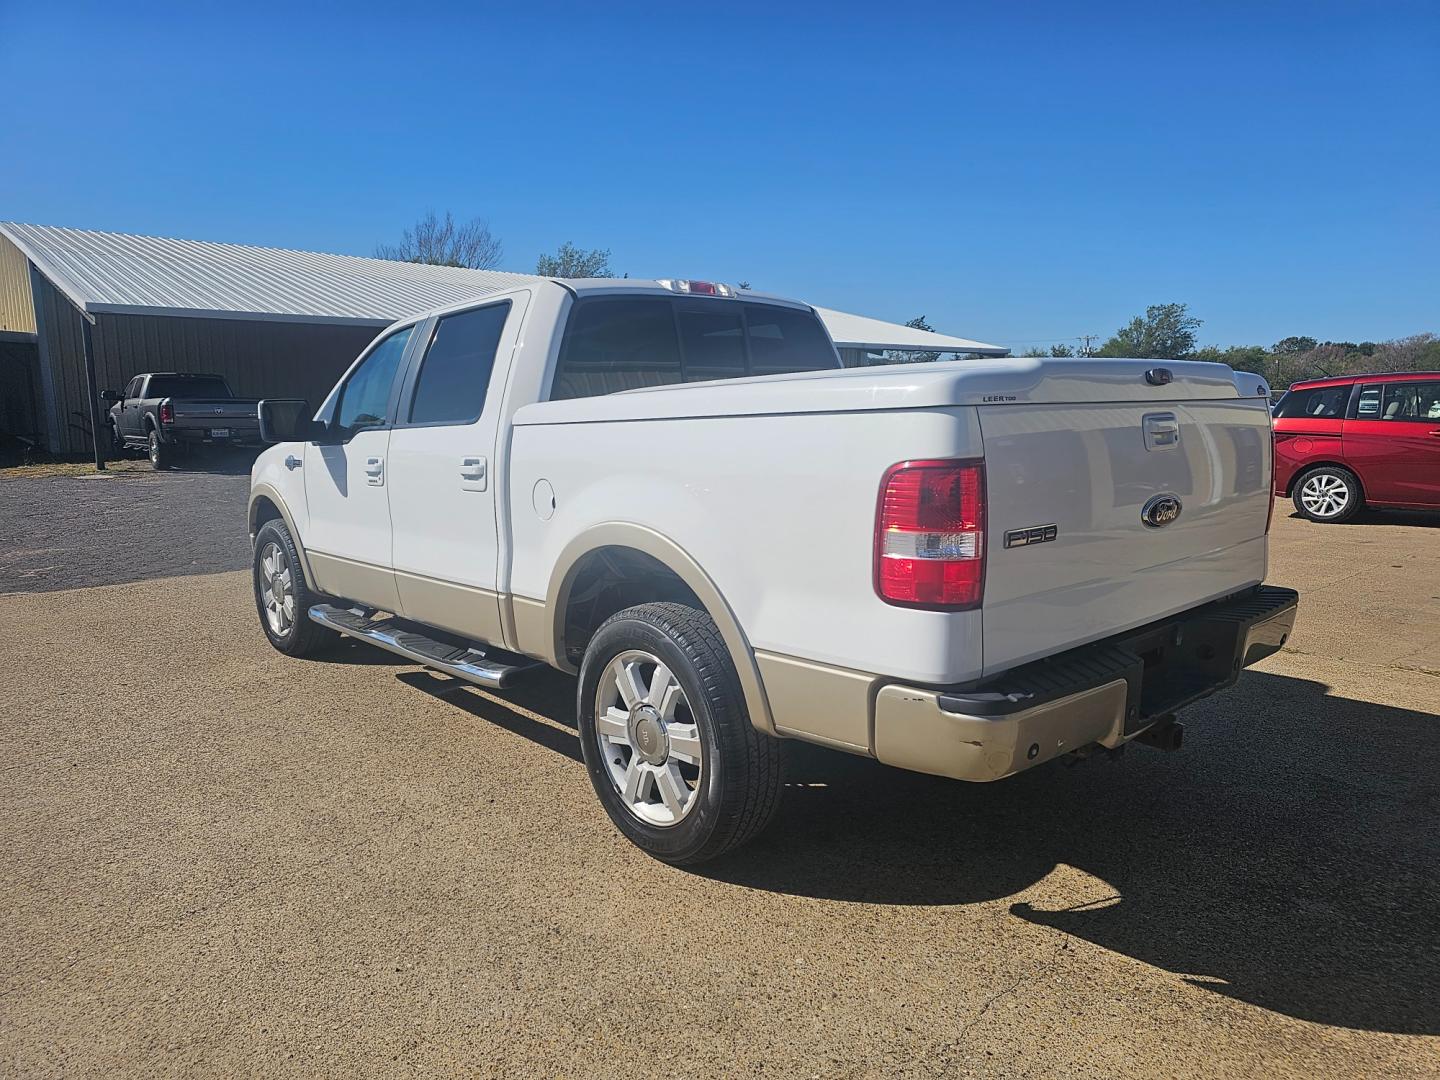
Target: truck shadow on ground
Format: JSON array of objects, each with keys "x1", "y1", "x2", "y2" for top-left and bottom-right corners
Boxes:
[
  {"x1": 707, "y1": 669, "x2": 1440, "y2": 1036},
  {"x1": 409, "y1": 665, "x2": 1438, "y2": 1036}
]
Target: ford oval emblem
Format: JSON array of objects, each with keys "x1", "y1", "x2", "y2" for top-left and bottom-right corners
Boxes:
[
  {"x1": 1145, "y1": 367, "x2": 1174, "y2": 386},
  {"x1": 1142, "y1": 493, "x2": 1183, "y2": 528}
]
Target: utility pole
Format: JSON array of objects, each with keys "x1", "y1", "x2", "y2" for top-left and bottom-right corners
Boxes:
[{"x1": 1079, "y1": 334, "x2": 1099, "y2": 357}]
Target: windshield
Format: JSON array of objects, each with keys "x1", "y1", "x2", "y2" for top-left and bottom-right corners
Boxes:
[
  {"x1": 551, "y1": 297, "x2": 839, "y2": 400},
  {"x1": 145, "y1": 376, "x2": 231, "y2": 399}
]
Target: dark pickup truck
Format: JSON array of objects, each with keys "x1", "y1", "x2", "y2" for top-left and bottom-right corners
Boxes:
[{"x1": 100, "y1": 373, "x2": 260, "y2": 469}]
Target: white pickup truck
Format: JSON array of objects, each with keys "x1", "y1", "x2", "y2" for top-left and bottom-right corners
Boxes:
[{"x1": 249, "y1": 278, "x2": 1298, "y2": 864}]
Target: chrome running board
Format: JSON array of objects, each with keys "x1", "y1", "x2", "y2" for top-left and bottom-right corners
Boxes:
[{"x1": 308, "y1": 604, "x2": 543, "y2": 689}]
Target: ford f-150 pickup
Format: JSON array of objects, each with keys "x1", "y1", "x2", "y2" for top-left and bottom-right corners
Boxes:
[
  {"x1": 101, "y1": 372, "x2": 261, "y2": 468},
  {"x1": 248, "y1": 278, "x2": 1299, "y2": 864}
]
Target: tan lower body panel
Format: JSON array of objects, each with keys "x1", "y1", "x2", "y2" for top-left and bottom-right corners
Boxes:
[
  {"x1": 755, "y1": 651, "x2": 874, "y2": 754},
  {"x1": 307, "y1": 551, "x2": 402, "y2": 613},
  {"x1": 873, "y1": 679, "x2": 1128, "y2": 782},
  {"x1": 394, "y1": 570, "x2": 505, "y2": 646},
  {"x1": 510, "y1": 595, "x2": 554, "y2": 665}
]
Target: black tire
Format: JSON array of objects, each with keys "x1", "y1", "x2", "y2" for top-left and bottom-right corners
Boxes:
[
  {"x1": 147, "y1": 428, "x2": 175, "y2": 470},
  {"x1": 1292, "y1": 465, "x2": 1362, "y2": 523},
  {"x1": 576, "y1": 602, "x2": 784, "y2": 865},
  {"x1": 252, "y1": 518, "x2": 336, "y2": 657}
]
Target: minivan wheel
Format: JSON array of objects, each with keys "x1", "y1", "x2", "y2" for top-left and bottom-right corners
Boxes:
[
  {"x1": 576, "y1": 602, "x2": 784, "y2": 865},
  {"x1": 1294, "y1": 466, "x2": 1361, "y2": 523}
]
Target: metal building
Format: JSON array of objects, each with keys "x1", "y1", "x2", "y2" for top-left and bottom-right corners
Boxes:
[{"x1": 0, "y1": 223, "x2": 1006, "y2": 457}]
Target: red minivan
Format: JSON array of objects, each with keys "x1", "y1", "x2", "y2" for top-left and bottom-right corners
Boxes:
[{"x1": 1272, "y1": 371, "x2": 1440, "y2": 522}]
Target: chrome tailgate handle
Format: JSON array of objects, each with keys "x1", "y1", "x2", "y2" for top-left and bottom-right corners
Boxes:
[{"x1": 1143, "y1": 412, "x2": 1180, "y2": 452}]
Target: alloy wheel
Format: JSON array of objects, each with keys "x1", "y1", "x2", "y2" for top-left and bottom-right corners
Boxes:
[
  {"x1": 1300, "y1": 473, "x2": 1350, "y2": 518},
  {"x1": 594, "y1": 650, "x2": 703, "y2": 827},
  {"x1": 258, "y1": 541, "x2": 295, "y2": 636}
]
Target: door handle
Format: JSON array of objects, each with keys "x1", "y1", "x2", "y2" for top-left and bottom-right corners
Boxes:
[
  {"x1": 1429, "y1": 430, "x2": 1440, "y2": 438},
  {"x1": 460, "y1": 455, "x2": 487, "y2": 491},
  {"x1": 365, "y1": 456, "x2": 384, "y2": 486}
]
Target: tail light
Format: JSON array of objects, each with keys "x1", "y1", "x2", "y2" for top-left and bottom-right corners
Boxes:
[
  {"x1": 158, "y1": 402, "x2": 174, "y2": 425},
  {"x1": 1265, "y1": 410, "x2": 1276, "y2": 534},
  {"x1": 656, "y1": 279, "x2": 735, "y2": 297},
  {"x1": 875, "y1": 460, "x2": 986, "y2": 610}
]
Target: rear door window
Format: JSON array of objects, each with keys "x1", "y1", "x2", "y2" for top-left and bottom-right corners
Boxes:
[
  {"x1": 408, "y1": 302, "x2": 511, "y2": 425},
  {"x1": 1371, "y1": 381, "x2": 1440, "y2": 421},
  {"x1": 1274, "y1": 385, "x2": 1349, "y2": 419},
  {"x1": 1355, "y1": 385, "x2": 1382, "y2": 418}
]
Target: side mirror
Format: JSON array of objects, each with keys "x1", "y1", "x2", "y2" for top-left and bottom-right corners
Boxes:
[
  {"x1": 99, "y1": 389, "x2": 122, "y2": 402},
  {"x1": 258, "y1": 399, "x2": 319, "y2": 443}
]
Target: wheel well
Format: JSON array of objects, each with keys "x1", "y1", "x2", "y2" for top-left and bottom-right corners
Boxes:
[
  {"x1": 1289, "y1": 462, "x2": 1363, "y2": 498},
  {"x1": 250, "y1": 495, "x2": 283, "y2": 535},
  {"x1": 560, "y1": 546, "x2": 705, "y2": 667}
]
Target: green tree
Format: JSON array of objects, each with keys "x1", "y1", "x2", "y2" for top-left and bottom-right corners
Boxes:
[
  {"x1": 375, "y1": 211, "x2": 503, "y2": 269},
  {"x1": 1272, "y1": 336, "x2": 1318, "y2": 355},
  {"x1": 1050, "y1": 343, "x2": 1075, "y2": 357},
  {"x1": 1097, "y1": 303, "x2": 1202, "y2": 359},
  {"x1": 536, "y1": 242, "x2": 613, "y2": 278}
]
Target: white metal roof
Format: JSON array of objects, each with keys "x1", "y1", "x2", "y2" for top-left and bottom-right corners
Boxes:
[
  {"x1": 0, "y1": 222, "x2": 535, "y2": 327},
  {"x1": 0, "y1": 222, "x2": 1007, "y2": 353},
  {"x1": 813, "y1": 307, "x2": 1007, "y2": 356}
]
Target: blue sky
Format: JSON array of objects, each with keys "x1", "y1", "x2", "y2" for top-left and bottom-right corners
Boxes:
[{"x1": 2, "y1": 1, "x2": 1436, "y2": 349}]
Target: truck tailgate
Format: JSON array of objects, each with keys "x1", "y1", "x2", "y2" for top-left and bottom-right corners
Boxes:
[
  {"x1": 170, "y1": 399, "x2": 258, "y2": 422},
  {"x1": 979, "y1": 398, "x2": 1271, "y2": 675}
]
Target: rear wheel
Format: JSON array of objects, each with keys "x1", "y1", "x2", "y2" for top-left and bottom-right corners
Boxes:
[
  {"x1": 252, "y1": 518, "x2": 335, "y2": 657},
  {"x1": 147, "y1": 429, "x2": 175, "y2": 470},
  {"x1": 576, "y1": 602, "x2": 784, "y2": 865},
  {"x1": 1293, "y1": 466, "x2": 1361, "y2": 523}
]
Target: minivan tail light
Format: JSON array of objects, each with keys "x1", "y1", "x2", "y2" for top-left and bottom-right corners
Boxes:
[
  {"x1": 875, "y1": 460, "x2": 986, "y2": 610},
  {"x1": 158, "y1": 402, "x2": 174, "y2": 425}
]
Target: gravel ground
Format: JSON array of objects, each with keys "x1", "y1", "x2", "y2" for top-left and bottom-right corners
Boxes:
[
  {"x1": 0, "y1": 461, "x2": 253, "y2": 593},
  {"x1": 2, "y1": 505, "x2": 1438, "y2": 1077}
]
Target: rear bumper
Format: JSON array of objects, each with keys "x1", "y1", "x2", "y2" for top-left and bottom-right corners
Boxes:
[
  {"x1": 873, "y1": 585, "x2": 1299, "y2": 782},
  {"x1": 163, "y1": 424, "x2": 261, "y2": 445}
]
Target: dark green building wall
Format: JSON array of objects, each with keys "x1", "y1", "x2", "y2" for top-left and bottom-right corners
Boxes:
[{"x1": 23, "y1": 270, "x2": 381, "y2": 455}]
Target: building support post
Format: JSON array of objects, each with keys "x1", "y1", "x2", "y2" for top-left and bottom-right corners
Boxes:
[{"x1": 79, "y1": 313, "x2": 105, "y2": 471}]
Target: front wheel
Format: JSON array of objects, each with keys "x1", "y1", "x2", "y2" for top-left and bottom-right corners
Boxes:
[
  {"x1": 1293, "y1": 466, "x2": 1362, "y2": 523},
  {"x1": 252, "y1": 518, "x2": 335, "y2": 657},
  {"x1": 576, "y1": 603, "x2": 784, "y2": 865}
]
